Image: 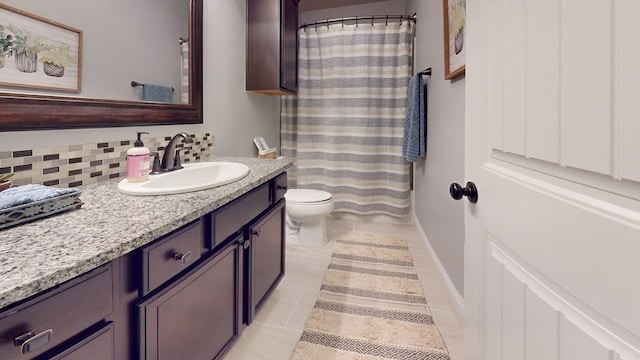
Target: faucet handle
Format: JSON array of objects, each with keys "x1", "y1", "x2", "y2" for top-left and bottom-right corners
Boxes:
[
  {"x1": 150, "y1": 152, "x2": 162, "y2": 174},
  {"x1": 173, "y1": 148, "x2": 187, "y2": 170}
]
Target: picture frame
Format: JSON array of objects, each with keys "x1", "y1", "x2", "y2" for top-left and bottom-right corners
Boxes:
[
  {"x1": 0, "y1": 3, "x2": 82, "y2": 92},
  {"x1": 443, "y1": 0, "x2": 465, "y2": 80}
]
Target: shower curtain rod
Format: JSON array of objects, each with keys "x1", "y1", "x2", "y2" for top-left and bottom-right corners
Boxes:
[{"x1": 300, "y1": 13, "x2": 416, "y2": 29}]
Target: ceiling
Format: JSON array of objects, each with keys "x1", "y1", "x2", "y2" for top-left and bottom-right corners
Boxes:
[{"x1": 299, "y1": 0, "x2": 387, "y2": 12}]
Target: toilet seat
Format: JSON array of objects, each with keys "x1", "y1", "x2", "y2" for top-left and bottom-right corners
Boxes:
[{"x1": 284, "y1": 189, "x2": 332, "y2": 204}]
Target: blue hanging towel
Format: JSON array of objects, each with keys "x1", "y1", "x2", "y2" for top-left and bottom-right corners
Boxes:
[
  {"x1": 402, "y1": 74, "x2": 426, "y2": 162},
  {"x1": 143, "y1": 84, "x2": 174, "y2": 103}
]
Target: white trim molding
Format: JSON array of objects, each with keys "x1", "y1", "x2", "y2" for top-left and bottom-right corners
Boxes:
[{"x1": 413, "y1": 215, "x2": 464, "y2": 319}]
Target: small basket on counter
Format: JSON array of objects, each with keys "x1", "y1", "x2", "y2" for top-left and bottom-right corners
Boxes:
[
  {"x1": 257, "y1": 148, "x2": 277, "y2": 159},
  {"x1": 254, "y1": 137, "x2": 277, "y2": 159}
]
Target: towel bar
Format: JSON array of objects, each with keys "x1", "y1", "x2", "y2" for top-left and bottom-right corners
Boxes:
[{"x1": 131, "y1": 81, "x2": 174, "y2": 92}]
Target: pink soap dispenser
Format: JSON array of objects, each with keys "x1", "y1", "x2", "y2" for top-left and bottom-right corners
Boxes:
[{"x1": 126, "y1": 132, "x2": 150, "y2": 182}]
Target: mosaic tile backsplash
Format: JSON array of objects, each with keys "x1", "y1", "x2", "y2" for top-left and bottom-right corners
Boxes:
[{"x1": 0, "y1": 133, "x2": 214, "y2": 188}]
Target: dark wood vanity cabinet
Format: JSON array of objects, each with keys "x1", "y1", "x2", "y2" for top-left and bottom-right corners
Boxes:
[
  {"x1": 0, "y1": 173, "x2": 288, "y2": 360},
  {"x1": 134, "y1": 172, "x2": 287, "y2": 359},
  {"x1": 246, "y1": 0, "x2": 299, "y2": 95}
]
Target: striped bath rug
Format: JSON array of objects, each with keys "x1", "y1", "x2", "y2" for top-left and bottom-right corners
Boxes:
[{"x1": 291, "y1": 232, "x2": 451, "y2": 360}]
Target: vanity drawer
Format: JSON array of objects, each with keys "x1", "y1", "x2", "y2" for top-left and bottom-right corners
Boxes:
[
  {"x1": 211, "y1": 182, "x2": 270, "y2": 248},
  {"x1": 0, "y1": 264, "x2": 113, "y2": 360},
  {"x1": 272, "y1": 172, "x2": 288, "y2": 203},
  {"x1": 46, "y1": 321, "x2": 114, "y2": 360},
  {"x1": 141, "y1": 219, "x2": 203, "y2": 295}
]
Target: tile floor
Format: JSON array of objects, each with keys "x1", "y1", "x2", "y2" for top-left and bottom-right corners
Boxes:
[{"x1": 223, "y1": 217, "x2": 464, "y2": 360}]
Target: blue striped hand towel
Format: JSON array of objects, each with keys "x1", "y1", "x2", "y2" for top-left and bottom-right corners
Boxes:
[{"x1": 402, "y1": 74, "x2": 426, "y2": 162}]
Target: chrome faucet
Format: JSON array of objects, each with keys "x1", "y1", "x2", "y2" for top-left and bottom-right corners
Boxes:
[{"x1": 157, "y1": 132, "x2": 194, "y2": 172}]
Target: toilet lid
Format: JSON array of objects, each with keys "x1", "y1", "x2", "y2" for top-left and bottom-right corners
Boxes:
[{"x1": 285, "y1": 189, "x2": 332, "y2": 203}]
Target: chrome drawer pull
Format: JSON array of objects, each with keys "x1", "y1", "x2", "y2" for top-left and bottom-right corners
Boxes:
[
  {"x1": 174, "y1": 251, "x2": 193, "y2": 265},
  {"x1": 15, "y1": 329, "x2": 53, "y2": 354}
]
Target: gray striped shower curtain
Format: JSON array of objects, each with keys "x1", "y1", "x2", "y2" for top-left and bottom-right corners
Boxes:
[
  {"x1": 281, "y1": 21, "x2": 414, "y2": 217},
  {"x1": 181, "y1": 41, "x2": 189, "y2": 104}
]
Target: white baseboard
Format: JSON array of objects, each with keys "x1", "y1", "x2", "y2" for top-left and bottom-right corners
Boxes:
[{"x1": 413, "y1": 215, "x2": 464, "y2": 319}]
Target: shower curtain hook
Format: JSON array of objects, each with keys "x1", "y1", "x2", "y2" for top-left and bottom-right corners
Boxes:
[
  {"x1": 341, "y1": 17, "x2": 344, "y2": 28},
  {"x1": 355, "y1": 17, "x2": 359, "y2": 27},
  {"x1": 385, "y1": 15, "x2": 389, "y2": 25},
  {"x1": 371, "y1": 15, "x2": 374, "y2": 27}
]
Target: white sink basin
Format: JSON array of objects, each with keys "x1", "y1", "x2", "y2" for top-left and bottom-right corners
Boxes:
[{"x1": 118, "y1": 161, "x2": 250, "y2": 195}]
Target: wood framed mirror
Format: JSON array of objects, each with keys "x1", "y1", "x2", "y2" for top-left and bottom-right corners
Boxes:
[{"x1": 0, "y1": 0, "x2": 203, "y2": 131}]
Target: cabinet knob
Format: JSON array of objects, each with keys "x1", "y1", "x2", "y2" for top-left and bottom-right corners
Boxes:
[
  {"x1": 173, "y1": 251, "x2": 193, "y2": 265},
  {"x1": 252, "y1": 229, "x2": 262, "y2": 237},
  {"x1": 243, "y1": 240, "x2": 251, "y2": 250},
  {"x1": 15, "y1": 329, "x2": 53, "y2": 354}
]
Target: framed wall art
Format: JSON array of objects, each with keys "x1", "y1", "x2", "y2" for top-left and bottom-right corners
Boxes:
[
  {"x1": 0, "y1": 3, "x2": 82, "y2": 92},
  {"x1": 443, "y1": 0, "x2": 465, "y2": 80}
]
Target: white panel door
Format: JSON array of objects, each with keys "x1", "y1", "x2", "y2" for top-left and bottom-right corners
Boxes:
[{"x1": 463, "y1": 1, "x2": 640, "y2": 359}]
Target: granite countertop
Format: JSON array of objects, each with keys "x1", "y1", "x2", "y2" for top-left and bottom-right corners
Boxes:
[{"x1": 0, "y1": 156, "x2": 293, "y2": 309}]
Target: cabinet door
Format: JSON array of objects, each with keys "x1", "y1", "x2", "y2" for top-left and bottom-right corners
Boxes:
[
  {"x1": 137, "y1": 240, "x2": 241, "y2": 360},
  {"x1": 280, "y1": 0, "x2": 299, "y2": 93},
  {"x1": 246, "y1": 0, "x2": 298, "y2": 95},
  {"x1": 245, "y1": 199, "x2": 285, "y2": 324}
]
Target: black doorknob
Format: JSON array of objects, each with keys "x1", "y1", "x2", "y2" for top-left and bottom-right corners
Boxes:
[{"x1": 449, "y1": 182, "x2": 478, "y2": 203}]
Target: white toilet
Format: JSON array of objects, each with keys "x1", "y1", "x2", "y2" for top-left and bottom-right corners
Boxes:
[{"x1": 284, "y1": 189, "x2": 334, "y2": 247}]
